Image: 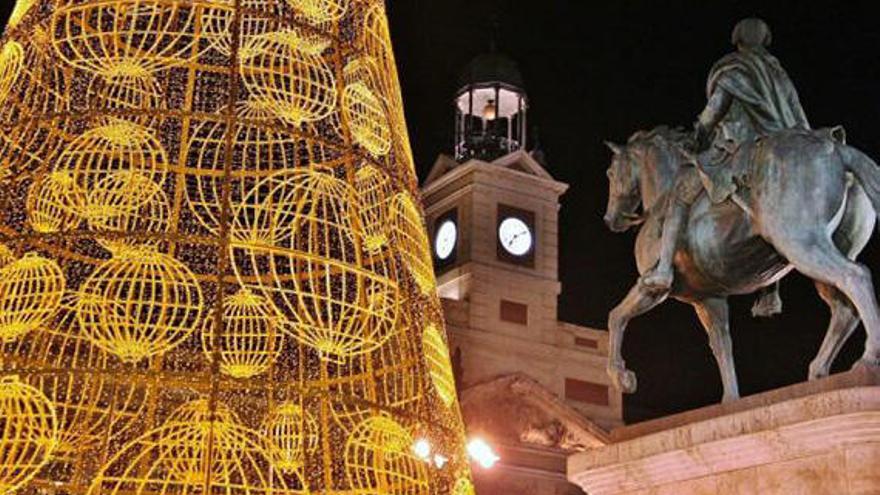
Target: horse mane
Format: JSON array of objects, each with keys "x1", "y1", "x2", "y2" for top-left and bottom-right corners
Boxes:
[{"x1": 627, "y1": 126, "x2": 694, "y2": 149}]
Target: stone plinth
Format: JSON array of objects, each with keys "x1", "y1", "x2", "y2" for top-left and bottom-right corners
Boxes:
[{"x1": 568, "y1": 368, "x2": 880, "y2": 494}]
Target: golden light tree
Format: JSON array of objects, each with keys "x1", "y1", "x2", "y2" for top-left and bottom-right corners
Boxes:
[{"x1": 0, "y1": 1, "x2": 472, "y2": 494}]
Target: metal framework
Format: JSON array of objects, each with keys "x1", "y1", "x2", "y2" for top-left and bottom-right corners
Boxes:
[{"x1": 0, "y1": 1, "x2": 471, "y2": 494}]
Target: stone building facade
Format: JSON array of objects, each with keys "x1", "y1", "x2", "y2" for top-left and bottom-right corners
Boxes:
[{"x1": 420, "y1": 52, "x2": 622, "y2": 491}]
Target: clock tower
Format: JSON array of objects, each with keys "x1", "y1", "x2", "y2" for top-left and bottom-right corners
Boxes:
[{"x1": 421, "y1": 49, "x2": 621, "y2": 494}]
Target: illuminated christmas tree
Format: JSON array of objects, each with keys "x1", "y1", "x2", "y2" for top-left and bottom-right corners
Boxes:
[{"x1": 0, "y1": 1, "x2": 472, "y2": 493}]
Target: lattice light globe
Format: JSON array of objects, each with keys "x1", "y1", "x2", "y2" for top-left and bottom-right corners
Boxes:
[
  {"x1": 345, "y1": 415, "x2": 430, "y2": 495},
  {"x1": 0, "y1": 253, "x2": 65, "y2": 343},
  {"x1": 6, "y1": 295, "x2": 147, "y2": 455},
  {"x1": 263, "y1": 402, "x2": 320, "y2": 473},
  {"x1": 230, "y1": 168, "x2": 400, "y2": 362},
  {"x1": 201, "y1": 288, "x2": 283, "y2": 379},
  {"x1": 1, "y1": 1, "x2": 472, "y2": 493},
  {"x1": 240, "y1": 29, "x2": 337, "y2": 126},
  {"x1": 0, "y1": 376, "x2": 58, "y2": 495},
  {"x1": 424, "y1": 322, "x2": 458, "y2": 408},
  {"x1": 50, "y1": 0, "x2": 231, "y2": 76},
  {"x1": 77, "y1": 250, "x2": 204, "y2": 363},
  {"x1": 186, "y1": 98, "x2": 302, "y2": 236},
  {"x1": 392, "y1": 192, "x2": 437, "y2": 295},
  {"x1": 355, "y1": 163, "x2": 395, "y2": 252}
]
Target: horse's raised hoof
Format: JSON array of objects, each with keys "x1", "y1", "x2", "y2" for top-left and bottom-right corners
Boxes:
[
  {"x1": 607, "y1": 363, "x2": 638, "y2": 394},
  {"x1": 751, "y1": 290, "x2": 782, "y2": 318}
]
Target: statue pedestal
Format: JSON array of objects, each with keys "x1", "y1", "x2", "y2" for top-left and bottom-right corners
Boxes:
[{"x1": 568, "y1": 368, "x2": 880, "y2": 494}]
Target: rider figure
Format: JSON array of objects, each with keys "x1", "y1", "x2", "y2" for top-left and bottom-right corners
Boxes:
[{"x1": 641, "y1": 18, "x2": 810, "y2": 292}]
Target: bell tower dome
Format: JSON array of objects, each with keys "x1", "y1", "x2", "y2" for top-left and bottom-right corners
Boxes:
[
  {"x1": 455, "y1": 49, "x2": 528, "y2": 162},
  {"x1": 421, "y1": 44, "x2": 622, "y2": 495}
]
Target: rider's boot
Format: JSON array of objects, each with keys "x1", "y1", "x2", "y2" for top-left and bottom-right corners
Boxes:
[{"x1": 640, "y1": 199, "x2": 687, "y2": 293}]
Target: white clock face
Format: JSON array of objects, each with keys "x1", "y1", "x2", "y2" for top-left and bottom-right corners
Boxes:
[
  {"x1": 434, "y1": 220, "x2": 458, "y2": 260},
  {"x1": 498, "y1": 217, "x2": 533, "y2": 256}
]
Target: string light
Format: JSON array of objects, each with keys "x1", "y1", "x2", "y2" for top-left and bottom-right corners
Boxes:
[
  {"x1": 263, "y1": 402, "x2": 320, "y2": 473},
  {"x1": 6, "y1": 0, "x2": 37, "y2": 30},
  {"x1": 0, "y1": 376, "x2": 58, "y2": 495},
  {"x1": 345, "y1": 415, "x2": 430, "y2": 495},
  {"x1": 1, "y1": 2, "x2": 472, "y2": 493},
  {"x1": 6, "y1": 295, "x2": 147, "y2": 455},
  {"x1": 201, "y1": 288, "x2": 283, "y2": 379},
  {"x1": 392, "y1": 192, "x2": 437, "y2": 295},
  {"x1": 77, "y1": 249, "x2": 204, "y2": 363},
  {"x1": 0, "y1": 253, "x2": 66, "y2": 343},
  {"x1": 423, "y1": 322, "x2": 457, "y2": 407},
  {"x1": 240, "y1": 29, "x2": 337, "y2": 126},
  {"x1": 230, "y1": 168, "x2": 400, "y2": 362}
]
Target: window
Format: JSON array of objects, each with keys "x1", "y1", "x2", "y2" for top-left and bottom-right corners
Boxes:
[
  {"x1": 574, "y1": 337, "x2": 598, "y2": 349},
  {"x1": 499, "y1": 299, "x2": 528, "y2": 325},
  {"x1": 565, "y1": 378, "x2": 609, "y2": 406}
]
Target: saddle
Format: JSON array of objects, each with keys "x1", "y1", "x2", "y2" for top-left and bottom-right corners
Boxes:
[{"x1": 697, "y1": 126, "x2": 847, "y2": 205}]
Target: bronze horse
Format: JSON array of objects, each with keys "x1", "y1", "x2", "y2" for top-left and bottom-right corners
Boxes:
[{"x1": 603, "y1": 127, "x2": 880, "y2": 402}]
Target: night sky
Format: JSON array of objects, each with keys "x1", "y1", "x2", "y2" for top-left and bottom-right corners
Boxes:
[
  {"x1": 3, "y1": 1, "x2": 879, "y2": 424},
  {"x1": 385, "y1": 0, "x2": 880, "y2": 422}
]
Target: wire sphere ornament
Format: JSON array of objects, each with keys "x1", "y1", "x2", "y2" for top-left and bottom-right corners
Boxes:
[
  {"x1": 453, "y1": 478, "x2": 476, "y2": 495},
  {"x1": 185, "y1": 98, "x2": 301, "y2": 237},
  {"x1": 0, "y1": 376, "x2": 59, "y2": 495},
  {"x1": 85, "y1": 171, "x2": 171, "y2": 255},
  {"x1": 0, "y1": 253, "x2": 66, "y2": 343},
  {"x1": 343, "y1": 59, "x2": 393, "y2": 157},
  {"x1": 344, "y1": 415, "x2": 430, "y2": 495},
  {"x1": 53, "y1": 120, "x2": 169, "y2": 219},
  {"x1": 362, "y1": 2, "x2": 416, "y2": 170},
  {"x1": 423, "y1": 323, "x2": 457, "y2": 408},
  {"x1": 86, "y1": 70, "x2": 166, "y2": 128},
  {"x1": 290, "y1": 0, "x2": 348, "y2": 25},
  {"x1": 240, "y1": 29, "x2": 337, "y2": 127},
  {"x1": 203, "y1": 0, "x2": 282, "y2": 60},
  {"x1": 329, "y1": 319, "x2": 425, "y2": 435},
  {"x1": 8, "y1": 295, "x2": 147, "y2": 455},
  {"x1": 0, "y1": 1, "x2": 473, "y2": 492},
  {"x1": 165, "y1": 398, "x2": 240, "y2": 426},
  {"x1": 0, "y1": 245, "x2": 15, "y2": 268},
  {"x1": 391, "y1": 192, "x2": 436, "y2": 295},
  {"x1": 88, "y1": 420, "x2": 303, "y2": 495},
  {"x1": 50, "y1": 0, "x2": 232, "y2": 76},
  {"x1": 201, "y1": 289, "x2": 283, "y2": 379},
  {"x1": 231, "y1": 168, "x2": 401, "y2": 362},
  {"x1": 262, "y1": 402, "x2": 319, "y2": 473},
  {"x1": 76, "y1": 249, "x2": 204, "y2": 364},
  {"x1": 354, "y1": 163, "x2": 395, "y2": 253},
  {"x1": 6, "y1": 0, "x2": 38, "y2": 30},
  {"x1": 0, "y1": 30, "x2": 70, "y2": 181},
  {"x1": 0, "y1": 42, "x2": 23, "y2": 105},
  {"x1": 26, "y1": 171, "x2": 85, "y2": 234}
]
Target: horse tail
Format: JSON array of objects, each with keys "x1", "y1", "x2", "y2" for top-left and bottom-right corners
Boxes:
[{"x1": 843, "y1": 146, "x2": 880, "y2": 216}]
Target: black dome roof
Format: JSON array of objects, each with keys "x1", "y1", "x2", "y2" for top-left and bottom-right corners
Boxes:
[{"x1": 457, "y1": 51, "x2": 525, "y2": 91}]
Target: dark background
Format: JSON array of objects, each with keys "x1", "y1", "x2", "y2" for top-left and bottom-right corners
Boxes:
[
  {"x1": 383, "y1": 0, "x2": 880, "y2": 423},
  {"x1": 3, "y1": 1, "x2": 879, "y2": 423}
]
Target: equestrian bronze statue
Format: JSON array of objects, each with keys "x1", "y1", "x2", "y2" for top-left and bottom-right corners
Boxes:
[{"x1": 603, "y1": 18, "x2": 880, "y2": 402}]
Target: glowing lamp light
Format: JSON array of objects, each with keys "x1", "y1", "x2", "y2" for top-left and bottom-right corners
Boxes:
[
  {"x1": 413, "y1": 438, "x2": 431, "y2": 460},
  {"x1": 1, "y1": 1, "x2": 475, "y2": 493},
  {"x1": 482, "y1": 99, "x2": 497, "y2": 121},
  {"x1": 467, "y1": 438, "x2": 500, "y2": 469}
]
